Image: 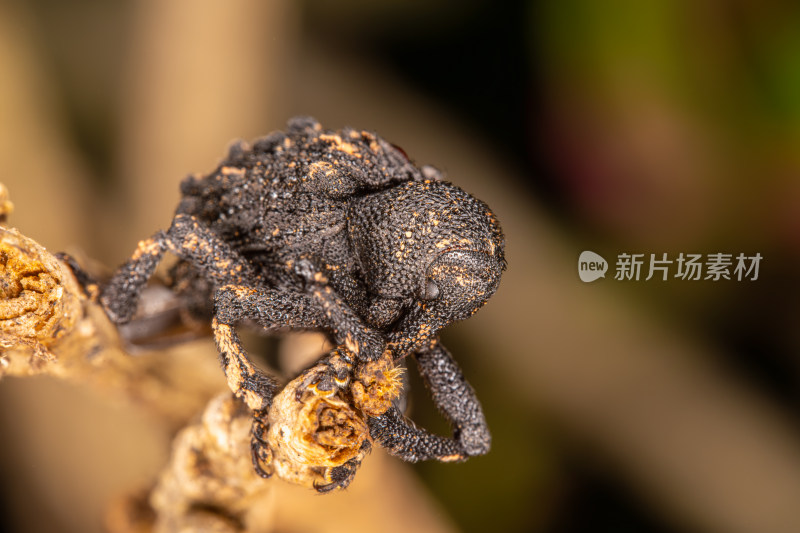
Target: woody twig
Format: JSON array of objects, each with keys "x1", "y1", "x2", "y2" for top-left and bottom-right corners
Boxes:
[{"x1": 0, "y1": 184, "x2": 456, "y2": 533}]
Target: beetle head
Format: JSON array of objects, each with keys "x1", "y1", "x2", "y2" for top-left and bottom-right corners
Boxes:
[{"x1": 348, "y1": 179, "x2": 505, "y2": 326}]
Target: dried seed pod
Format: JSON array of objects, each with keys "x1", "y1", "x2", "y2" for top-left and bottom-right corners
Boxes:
[
  {"x1": 0, "y1": 226, "x2": 82, "y2": 364},
  {"x1": 267, "y1": 363, "x2": 371, "y2": 489}
]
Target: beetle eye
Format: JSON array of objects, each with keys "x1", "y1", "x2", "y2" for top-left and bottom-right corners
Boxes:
[{"x1": 423, "y1": 280, "x2": 440, "y2": 300}]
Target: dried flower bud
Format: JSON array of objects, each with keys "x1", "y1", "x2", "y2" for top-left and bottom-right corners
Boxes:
[
  {"x1": 0, "y1": 226, "x2": 81, "y2": 362},
  {"x1": 267, "y1": 363, "x2": 371, "y2": 489}
]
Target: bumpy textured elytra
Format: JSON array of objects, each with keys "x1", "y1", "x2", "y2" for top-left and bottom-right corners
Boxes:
[{"x1": 99, "y1": 117, "x2": 506, "y2": 492}]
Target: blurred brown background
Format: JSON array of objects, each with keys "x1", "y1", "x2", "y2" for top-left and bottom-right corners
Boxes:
[{"x1": 2, "y1": 0, "x2": 800, "y2": 532}]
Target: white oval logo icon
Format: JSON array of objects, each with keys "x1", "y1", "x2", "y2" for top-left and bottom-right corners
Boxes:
[{"x1": 579, "y1": 251, "x2": 608, "y2": 282}]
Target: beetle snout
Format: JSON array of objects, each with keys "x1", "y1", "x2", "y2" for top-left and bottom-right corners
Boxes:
[{"x1": 423, "y1": 249, "x2": 503, "y2": 322}]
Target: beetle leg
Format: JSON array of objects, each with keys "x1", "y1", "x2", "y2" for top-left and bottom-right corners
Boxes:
[
  {"x1": 381, "y1": 303, "x2": 447, "y2": 362},
  {"x1": 101, "y1": 231, "x2": 168, "y2": 323},
  {"x1": 295, "y1": 347, "x2": 355, "y2": 399},
  {"x1": 212, "y1": 317, "x2": 277, "y2": 412},
  {"x1": 54, "y1": 252, "x2": 102, "y2": 300},
  {"x1": 213, "y1": 284, "x2": 327, "y2": 331},
  {"x1": 164, "y1": 213, "x2": 257, "y2": 286},
  {"x1": 101, "y1": 214, "x2": 256, "y2": 323},
  {"x1": 368, "y1": 338, "x2": 490, "y2": 462},
  {"x1": 213, "y1": 284, "x2": 343, "y2": 476},
  {"x1": 211, "y1": 281, "x2": 343, "y2": 406},
  {"x1": 313, "y1": 439, "x2": 372, "y2": 493},
  {"x1": 250, "y1": 411, "x2": 274, "y2": 479},
  {"x1": 293, "y1": 258, "x2": 385, "y2": 362}
]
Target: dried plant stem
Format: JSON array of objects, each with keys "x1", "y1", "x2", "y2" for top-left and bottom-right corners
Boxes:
[
  {"x1": 0, "y1": 224, "x2": 220, "y2": 427},
  {"x1": 148, "y1": 392, "x2": 268, "y2": 532},
  {"x1": 0, "y1": 195, "x2": 456, "y2": 533}
]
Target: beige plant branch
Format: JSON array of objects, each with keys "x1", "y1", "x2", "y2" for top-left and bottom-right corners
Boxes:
[
  {"x1": 0, "y1": 184, "x2": 456, "y2": 533},
  {"x1": 149, "y1": 392, "x2": 267, "y2": 533},
  {"x1": 0, "y1": 222, "x2": 219, "y2": 427}
]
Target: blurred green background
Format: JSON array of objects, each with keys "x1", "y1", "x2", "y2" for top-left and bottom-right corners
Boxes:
[{"x1": 2, "y1": 1, "x2": 800, "y2": 532}]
